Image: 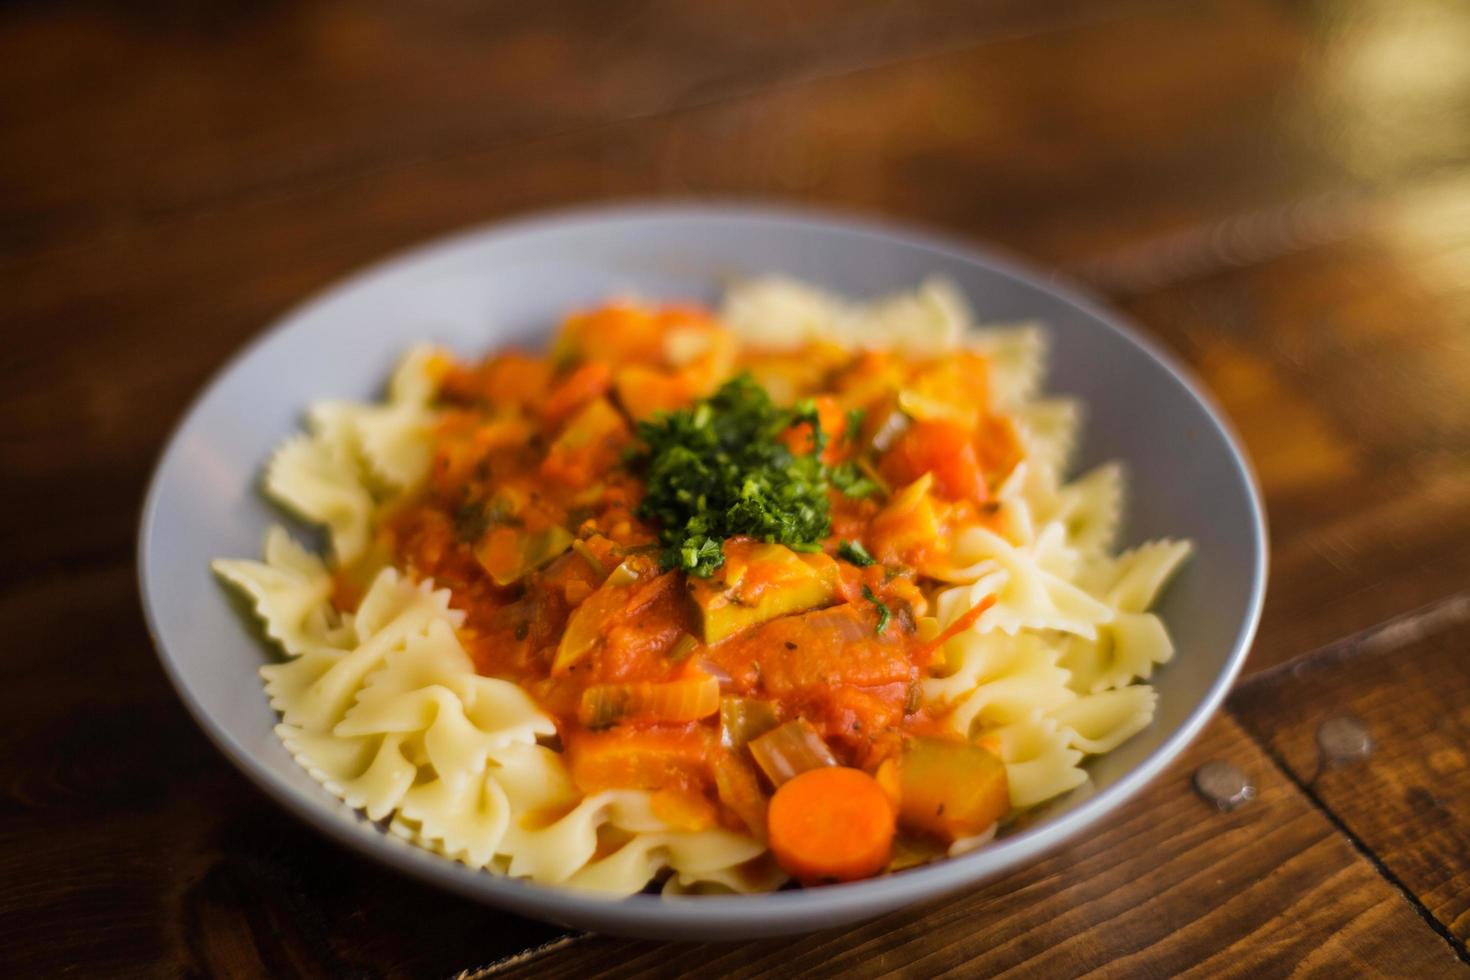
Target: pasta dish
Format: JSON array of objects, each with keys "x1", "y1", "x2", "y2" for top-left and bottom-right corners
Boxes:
[{"x1": 214, "y1": 278, "x2": 1191, "y2": 894}]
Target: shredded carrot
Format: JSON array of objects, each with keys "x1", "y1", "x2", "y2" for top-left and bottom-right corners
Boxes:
[
  {"x1": 767, "y1": 767, "x2": 895, "y2": 883},
  {"x1": 915, "y1": 594, "x2": 997, "y2": 662}
]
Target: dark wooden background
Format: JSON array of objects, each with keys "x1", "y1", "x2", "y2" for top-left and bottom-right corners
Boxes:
[{"x1": 5, "y1": 0, "x2": 1469, "y2": 976}]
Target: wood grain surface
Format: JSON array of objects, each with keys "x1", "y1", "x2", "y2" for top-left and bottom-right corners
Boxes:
[
  {"x1": 1233, "y1": 596, "x2": 1470, "y2": 946},
  {"x1": 4, "y1": 0, "x2": 1469, "y2": 975}
]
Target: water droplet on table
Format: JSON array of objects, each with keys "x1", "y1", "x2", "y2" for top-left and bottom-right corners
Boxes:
[
  {"x1": 1317, "y1": 714, "x2": 1373, "y2": 766},
  {"x1": 1193, "y1": 760, "x2": 1256, "y2": 811}
]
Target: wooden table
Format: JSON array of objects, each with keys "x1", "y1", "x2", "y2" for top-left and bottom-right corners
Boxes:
[{"x1": 5, "y1": 1, "x2": 1469, "y2": 975}]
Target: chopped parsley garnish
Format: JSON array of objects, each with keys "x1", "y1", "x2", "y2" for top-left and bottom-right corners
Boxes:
[
  {"x1": 845, "y1": 407, "x2": 866, "y2": 443},
  {"x1": 862, "y1": 585, "x2": 892, "y2": 635},
  {"x1": 830, "y1": 460, "x2": 881, "y2": 499},
  {"x1": 792, "y1": 398, "x2": 828, "y2": 456},
  {"x1": 633, "y1": 374, "x2": 832, "y2": 577},
  {"x1": 838, "y1": 540, "x2": 876, "y2": 567}
]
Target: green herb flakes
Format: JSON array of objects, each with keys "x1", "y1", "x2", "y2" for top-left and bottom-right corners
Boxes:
[
  {"x1": 837, "y1": 540, "x2": 876, "y2": 567},
  {"x1": 862, "y1": 585, "x2": 892, "y2": 635},
  {"x1": 830, "y1": 461, "x2": 881, "y2": 499},
  {"x1": 632, "y1": 374, "x2": 832, "y2": 577}
]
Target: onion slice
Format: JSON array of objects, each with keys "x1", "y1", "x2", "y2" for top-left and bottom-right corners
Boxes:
[
  {"x1": 578, "y1": 675, "x2": 721, "y2": 729},
  {"x1": 747, "y1": 719, "x2": 838, "y2": 786},
  {"x1": 719, "y1": 697, "x2": 780, "y2": 748}
]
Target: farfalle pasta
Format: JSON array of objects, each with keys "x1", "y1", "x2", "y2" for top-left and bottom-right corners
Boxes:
[{"x1": 215, "y1": 277, "x2": 1191, "y2": 893}]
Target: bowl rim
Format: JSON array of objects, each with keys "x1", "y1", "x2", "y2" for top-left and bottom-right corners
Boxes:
[{"x1": 137, "y1": 199, "x2": 1268, "y2": 933}]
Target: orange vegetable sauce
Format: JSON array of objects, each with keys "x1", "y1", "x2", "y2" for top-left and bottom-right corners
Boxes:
[{"x1": 353, "y1": 302, "x2": 1023, "y2": 870}]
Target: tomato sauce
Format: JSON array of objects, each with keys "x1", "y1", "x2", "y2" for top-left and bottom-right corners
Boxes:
[{"x1": 347, "y1": 302, "x2": 1020, "y2": 841}]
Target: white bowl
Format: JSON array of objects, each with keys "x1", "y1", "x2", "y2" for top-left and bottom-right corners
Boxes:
[{"x1": 139, "y1": 203, "x2": 1267, "y2": 939}]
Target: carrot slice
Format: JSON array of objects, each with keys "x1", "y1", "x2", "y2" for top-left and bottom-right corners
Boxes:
[
  {"x1": 915, "y1": 594, "x2": 997, "y2": 663},
  {"x1": 767, "y1": 767, "x2": 895, "y2": 884}
]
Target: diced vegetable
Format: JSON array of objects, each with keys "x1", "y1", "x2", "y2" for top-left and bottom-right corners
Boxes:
[
  {"x1": 552, "y1": 303, "x2": 667, "y2": 367},
  {"x1": 696, "y1": 656, "x2": 733, "y2": 691},
  {"x1": 716, "y1": 603, "x2": 912, "y2": 701},
  {"x1": 663, "y1": 323, "x2": 722, "y2": 366},
  {"x1": 565, "y1": 725, "x2": 714, "y2": 794},
  {"x1": 554, "y1": 584, "x2": 623, "y2": 674},
  {"x1": 614, "y1": 364, "x2": 697, "y2": 422},
  {"x1": 975, "y1": 412, "x2": 1024, "y2": 480},
  {"x1": 540, "y1": 397, "x2": 630, "y2": 487},
  {"x1": 439, "y1": 351, "x2": 553, "y2": 410},
  {"x1": 897, "y1": 388, "x2": 974, "y2": 426},
  {"x1": 874, "y1": 756, "x2": 901, "y2": 808},
  {"x1": 895, "y1": 352, "x2": 989, "y2": 425},
  {"x1": 692, "y1": 574, "x2": 836, "y2": 644},
  {"x1": 578, "y1": 676, "x2": 721, "y2": 729},
  {"x1": 739, "y1": 343, "x2": 850, "y2": 405},
  {"x1": 767, "y1": 767, "x2": 896, "y2": 883},
  {"x1": 666, "y1": 633, "x2": 700, "y2": 663},
  {"x1": 719, "y1": 697, "x2": 780, "y2": 748},
  {"x1": 862, "y1": 397, "x2": 911, "y2": 453},
  {"x1": 712, "y1": 751, "x2": 770, "y2": 840},
  {"x1": 570, "y1": 539, "x2": 607, "y2": 578},
  {"x1": 560, "y1": 396, "x2": 628, "y2": 450},
  {"x1": 880, "y1": 418, "x2": 987, "y2": 503},
  {"x1": 562, "y1": 578, "x2": 592, "y2": 605},
  {"x1": 894, "y1": 353, "x2": 990, "y2": 430},
  {"x1": 896, "y1": 737, "x2": 1009, "y2": 842},
  {"x1": 542, "y1": 361, "x2": 613, "y2": 425},
  {"x1": 625, "y1": 569, "x2": 679, "y2": 615},
  {"x1": 747, "y1": 719, "x2": 838, "y2": 787},
  {"x1": 870, "y1": 473, "x2": 941, "y2": 560},
  {"x1": 825, "y1": 684, "x2": 906, "y2": 739},
  {"x1": 605, "y1": 558, "x2": 641, "y2": 587},
  {"x1": 687, "y1": 542, "x2": 838, "y2": 644},
  {"x1": 552, "y1": 556, "x2": 660, "y2": 674},
  {"x1": 608, "y1": 321, "x2": 733, "y2": 421},
  {"x1": 474, "y1": 524, "x2": 574, "y2": 587}
]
